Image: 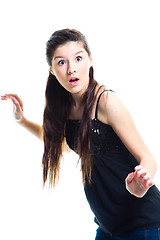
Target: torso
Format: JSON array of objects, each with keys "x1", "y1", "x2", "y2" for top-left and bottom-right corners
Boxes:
[
  {"x1": 65, "y1": 88, "x2": 160, "y2": 234},
  {"x1": 65, "y1": 102, "x2": 160, "y2": 234}
]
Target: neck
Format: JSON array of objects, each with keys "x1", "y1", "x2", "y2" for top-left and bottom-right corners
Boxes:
[
  {"x1": 71, "y1": 82, "x2": 89, "y2": 108},
  {"x1": 71, "y1": 92, "x2": 84, "y2": 108}
]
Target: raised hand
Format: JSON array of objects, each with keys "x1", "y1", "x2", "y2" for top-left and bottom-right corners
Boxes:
[
  {"x1": 125, "y1": 165, "x2": 155, "y2": 198},
  {"x1": 1, "y1": 94, "x2": 24, "y2": 122}
]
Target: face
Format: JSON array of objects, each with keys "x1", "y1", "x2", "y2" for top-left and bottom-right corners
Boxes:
[{"x1": 50, "y1": 41, "x2": 92, "y2": 97}]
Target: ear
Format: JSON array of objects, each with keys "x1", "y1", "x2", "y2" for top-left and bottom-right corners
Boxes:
[
  {"x1": 89, "y1": 56, "x2": 93, "y2": 68},
  {"x1": 49, "y1": 67, "x2": 55, "y2": 75}
]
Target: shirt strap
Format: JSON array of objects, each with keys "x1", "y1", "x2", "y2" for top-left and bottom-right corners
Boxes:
[{"x1": 95, "y1": 89, "x2": 114, "y2": 119}]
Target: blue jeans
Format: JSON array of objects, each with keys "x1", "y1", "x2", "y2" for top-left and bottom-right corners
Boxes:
[{"x1": 95, "y1": 227, "x2": 160, "y2": 240}]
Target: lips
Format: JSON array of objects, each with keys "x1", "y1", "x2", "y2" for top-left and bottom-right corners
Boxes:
[{"x1": 69, "y1": 77, "x2": 79, "y2": 86}]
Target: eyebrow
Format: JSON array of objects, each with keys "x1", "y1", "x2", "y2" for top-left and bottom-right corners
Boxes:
[{"x1": 54, "y1": 50, "x2": 85, "y2": 60}]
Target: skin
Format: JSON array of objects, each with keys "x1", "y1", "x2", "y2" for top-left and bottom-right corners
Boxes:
[
  {"x1": 1, "y1": 41, "x2": 157, "y2": 198},
  {"x1": 50, "y1": 41, "x2": 93, "y2": 109},
  {"x1": 96, "y1": 90, "x2": 156, "y2": 197}
]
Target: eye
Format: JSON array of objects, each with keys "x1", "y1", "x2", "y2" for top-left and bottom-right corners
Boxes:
[
  {"x1": 76, "y1": 56, "x2": 82, "y2": 62},
  {"x1": 58, "y1": 60, "x2": 65, "y2": 65}
]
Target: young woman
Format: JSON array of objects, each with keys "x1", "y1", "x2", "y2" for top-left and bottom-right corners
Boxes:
[{"x1": 1, "y1": 29, "x2": 160, "y2": 239}]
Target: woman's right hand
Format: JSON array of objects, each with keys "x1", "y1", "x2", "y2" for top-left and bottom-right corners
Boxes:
[{"x1": 1, "y1": 94, "x2": 24, "y2": 122}]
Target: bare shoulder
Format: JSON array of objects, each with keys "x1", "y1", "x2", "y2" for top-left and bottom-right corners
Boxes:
[
  {"x1": 97, "y1": 89, "x2": 156, "y2": 168},
  {"x1": 97, "y1": 90, "x2": 131, "y2": 125}
]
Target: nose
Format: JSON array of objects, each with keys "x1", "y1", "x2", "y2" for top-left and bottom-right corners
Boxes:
[{"x1": 67, "y1": 61, "x2": 76, "y2": 75}]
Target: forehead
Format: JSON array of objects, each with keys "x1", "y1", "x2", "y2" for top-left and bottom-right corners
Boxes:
[{"x1": 53, "y1": 41, "x2": 87, "y2": 59}]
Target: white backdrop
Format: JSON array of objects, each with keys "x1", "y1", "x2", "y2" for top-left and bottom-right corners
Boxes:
[{"x1": 0, "y1": 1, "x2": 160, "y2": 239}]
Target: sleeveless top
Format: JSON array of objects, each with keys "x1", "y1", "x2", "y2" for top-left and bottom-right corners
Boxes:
[{"x1": 65, "y1": 90, "x2": 160, "y2": 234}]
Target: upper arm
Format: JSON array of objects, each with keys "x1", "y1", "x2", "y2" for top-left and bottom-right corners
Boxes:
[
  {"x1": 62, "y1": 138, "x2": 72, "y2": 153},
  {"x1": 39, "y1": 125, "x2": 44, "y2": 141},
  {"x1": 99, "y1": 91, "x2": 152, "y2": 162}
]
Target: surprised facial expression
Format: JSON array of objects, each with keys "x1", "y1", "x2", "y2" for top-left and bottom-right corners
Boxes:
[{"x1": 50, "y1": 41, "x2": 92, "y2": 96}]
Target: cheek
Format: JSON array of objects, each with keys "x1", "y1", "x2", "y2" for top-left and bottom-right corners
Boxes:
[
  {"x1": 55, "y1": 68, "x2": 66, "y2": 79},
  {"x1": 79, "y1": 62, "x2": 90, "y2": 75}
]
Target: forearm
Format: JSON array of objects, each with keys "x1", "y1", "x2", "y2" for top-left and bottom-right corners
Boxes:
[
  {"x1": 18, "y1": 117, "x2": 43, "y2": 141},
  {"x1": 139, "y1": 154, "x2": 157, "y2": 180}
]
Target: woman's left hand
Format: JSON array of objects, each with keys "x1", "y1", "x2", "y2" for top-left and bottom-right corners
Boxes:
[{"x1": 125, "y1": 165, "x2": 155, "y2": 198}]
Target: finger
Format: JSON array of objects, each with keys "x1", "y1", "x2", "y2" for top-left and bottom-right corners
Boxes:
[
  {"x1": 12, "y1": 97, "x2": 21, "y2": 112},
  {"x1": 126, "y1": 172, "x2": 135, "y2": 183},
  {"x1": 11, "y1": 94, "x2": 23, "y2": 111},
  {"x1": 136, "y1": 168, "x2": 148, "y2": 177},
  {"x1": 1, "y1": 95, "x2": 8, "y2": 100},
  {"x1": 2, "y1": 94, "x2": 23, "y2": 111},
  {"x1": 1, "y1": 94, "x2": 17, "y2": 101},
  {"x1": 2, "y1": 94, "x2": 15, "y2": 99},
  {"x1": 142, "y1": 173, "x2": 151, "y2": 181},
  {"x1": 145, "y1": 180, "x2": 155, "y2": 189},
  {"x1": 135, "y1": 165, "x2": 143, "y2": 172},
  {"x1": 149, "y1": 181, "x2": 155, "y2": 187}
]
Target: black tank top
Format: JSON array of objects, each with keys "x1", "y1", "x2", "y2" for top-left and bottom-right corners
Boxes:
[{"x1": 65, "y1": 90, "x2": 160, "y2": 234}]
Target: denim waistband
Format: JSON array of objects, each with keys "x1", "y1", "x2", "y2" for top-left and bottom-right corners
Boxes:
[{"x1": 95, "y1": 227, "x2": 160, "y2": 240}]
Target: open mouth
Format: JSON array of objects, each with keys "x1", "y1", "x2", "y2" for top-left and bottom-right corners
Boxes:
[{"x1": 69, "y1": 78, "x2": 79, "y2": 86}]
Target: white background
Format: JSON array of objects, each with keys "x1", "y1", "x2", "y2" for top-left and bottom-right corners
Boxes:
[{"x1": 0, "y1": 0, "x2": 160, "y2": 239}]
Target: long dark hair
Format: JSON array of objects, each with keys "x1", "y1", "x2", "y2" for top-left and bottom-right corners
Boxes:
[{"x1": 42, "y1": 29, "x2": 99, "y2": 186}]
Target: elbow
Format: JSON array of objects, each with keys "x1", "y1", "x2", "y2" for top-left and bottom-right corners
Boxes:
[{"x1": 139, "y1": 153, "x2": 158, "y2": 177}]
